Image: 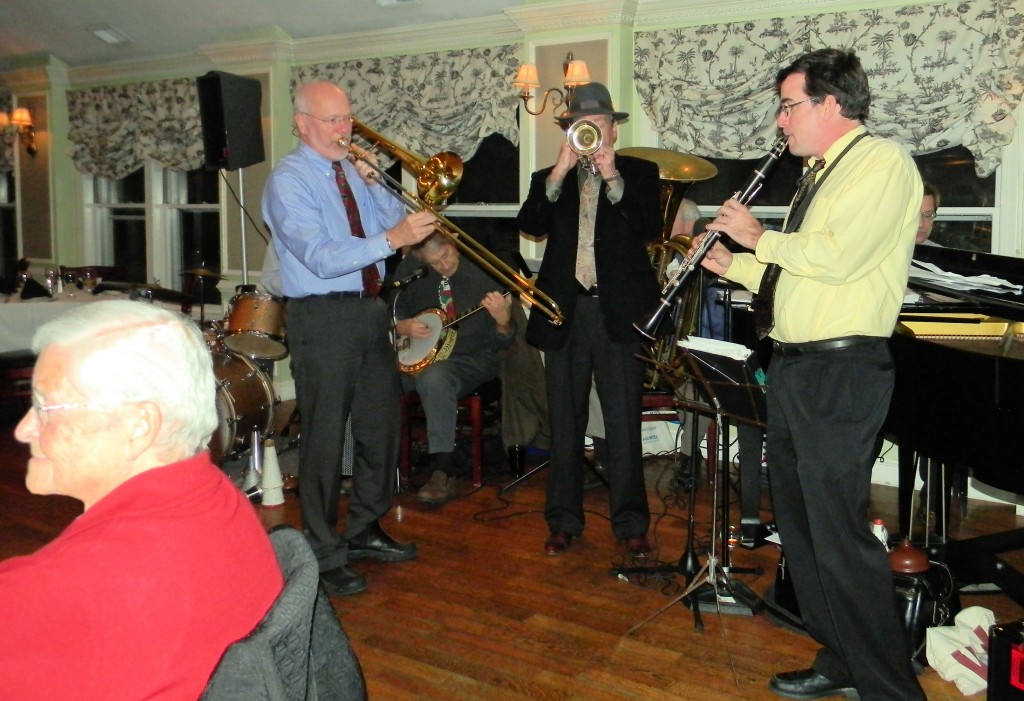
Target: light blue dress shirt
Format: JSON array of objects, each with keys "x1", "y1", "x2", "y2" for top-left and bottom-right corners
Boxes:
[{"x1": 261, "y1": 142, "x2": 404, "y2": 297}]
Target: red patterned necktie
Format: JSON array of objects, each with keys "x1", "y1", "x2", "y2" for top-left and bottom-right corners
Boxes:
[
  {"x1": 332, "y1": 161, "x2": 381, "y2": 297},
  {"x1": 439, "y1": 277, "x2": 456, "y2": 321}
]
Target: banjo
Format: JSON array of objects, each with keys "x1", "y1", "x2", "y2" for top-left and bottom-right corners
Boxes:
[{"x1": 396, "y1": 292, "x2": 510, "y2": 375}]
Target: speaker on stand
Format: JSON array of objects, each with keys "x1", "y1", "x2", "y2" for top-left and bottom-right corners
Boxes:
[{"x1": 196, "y1": 70, "x2": 266, "y2": 286}]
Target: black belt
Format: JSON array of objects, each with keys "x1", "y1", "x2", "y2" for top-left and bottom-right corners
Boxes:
[
  {"x1": 772, "y1": 335, "x2": 883, "y2": 357},
  {"x1": 577, "y1": 283, "x2": 599, "y2": 297},
  {"x1": 286, "y1": 290, "x2": 372, "y2": 302}
]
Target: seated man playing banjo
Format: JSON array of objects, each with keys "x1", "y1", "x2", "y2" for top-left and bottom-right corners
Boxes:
[{"x1": 393, "y1": 232, "x2": 516, "y2": 504}]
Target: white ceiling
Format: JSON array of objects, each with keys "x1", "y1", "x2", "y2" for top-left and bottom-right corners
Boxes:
[{"x1": 0, "y1": 0, "x2": 523, "y2": 69}]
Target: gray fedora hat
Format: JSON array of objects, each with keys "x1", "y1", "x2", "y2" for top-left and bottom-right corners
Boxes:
[{"x1": 555, "y1": 82, "x2": 629, "y2": 125}]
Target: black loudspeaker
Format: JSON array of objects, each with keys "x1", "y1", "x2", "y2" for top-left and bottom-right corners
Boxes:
[{"x1": 196, "y1": 71, "x2": 265, "y2": 171}]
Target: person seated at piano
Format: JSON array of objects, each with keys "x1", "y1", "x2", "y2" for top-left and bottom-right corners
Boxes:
[
  {"x1": 0, "y1": 300, "x2": 283, "y2": 700},
  {"x1": 393, "y1": 233, "x2": 516, "y2": 504},
  {"x1": 916, "y1": 181, "x2": 942, "y2": 246}
]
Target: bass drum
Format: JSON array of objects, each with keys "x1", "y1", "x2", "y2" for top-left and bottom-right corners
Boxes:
[{"x1": 208, "y1": 351, "x2": 277, "y2": 464}]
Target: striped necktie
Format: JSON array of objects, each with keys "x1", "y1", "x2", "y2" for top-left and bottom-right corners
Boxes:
[{"x1": 752, "y1": 158, "x2": 825, "y2": 339}]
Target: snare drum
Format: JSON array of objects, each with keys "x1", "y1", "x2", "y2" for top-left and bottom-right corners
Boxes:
[
  {"x1": 223, "y1": 290, "x2": 287, "y2": 360},
  {"x1": 207, "y1": 351, "x2": 277, "y2": 464}
]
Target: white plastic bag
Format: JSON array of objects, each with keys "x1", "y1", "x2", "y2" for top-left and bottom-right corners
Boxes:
[{"x1": 926, "y1": 606, "x2": 995, "y2": 695}]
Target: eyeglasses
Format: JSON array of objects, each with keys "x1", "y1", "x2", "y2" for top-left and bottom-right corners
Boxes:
[
  {"x1": 920, "y1": 211, "x2": 937, "y2": 220},
  {"x1": 777, "y1": 97, "x2": 820, "y2": 118},
  {"x1": 31, "y1": 399, "x2": 121, "y2": 420},
  {"x1": 299, "y1": 112, "x2": 354, "y2": 127}
]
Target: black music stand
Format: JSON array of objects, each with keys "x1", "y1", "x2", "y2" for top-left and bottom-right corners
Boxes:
[{"x1": 620, "y1": 338, "x2": 767, "y2": 633}]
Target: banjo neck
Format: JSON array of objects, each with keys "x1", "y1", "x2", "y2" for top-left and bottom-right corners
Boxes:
[{"x1": 441, "y1": 291, "x2": 512, "y2": 330}]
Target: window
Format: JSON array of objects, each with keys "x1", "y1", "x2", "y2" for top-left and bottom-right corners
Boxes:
[
  {"x1": 83, "y1": 162, "x2": 222, "y2": 305},
  {"x1": 444, "y1": 133, "x2": 522, "y2": 272},
  {"x1": 683, "y1": 144, "x2": 997, "y2": 252},
  {"x1": 0, "y1": 170, "x2": 16, "y2": 292}
]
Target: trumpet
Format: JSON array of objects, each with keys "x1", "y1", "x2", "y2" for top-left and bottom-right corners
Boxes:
[
  {"x1": 339, "y1": 119, "x2": 565, "y2": 326},
  {"x1": 566, "y1": 119, "x2": 602, "y2": 174}
]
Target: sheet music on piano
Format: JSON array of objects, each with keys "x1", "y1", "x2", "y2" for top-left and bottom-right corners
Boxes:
[{"x1": 910, "y1": 259, "x2": 1024, "y2": 294}]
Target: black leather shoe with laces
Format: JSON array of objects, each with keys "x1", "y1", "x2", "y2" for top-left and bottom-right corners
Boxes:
[
  {"x1": 320, "y1": 565, "x2": 367, "y2": 597},
  {"x1": 769, "y1": 669, "x2": 859, "y2": 699},
  {"x1": 347, "y1": 521, "x2": 417, "y2": 562}
]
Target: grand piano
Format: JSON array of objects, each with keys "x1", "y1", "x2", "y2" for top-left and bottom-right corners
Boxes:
[{"x1": 883, "y1": 244, "x2": 1024, "y2": 604}]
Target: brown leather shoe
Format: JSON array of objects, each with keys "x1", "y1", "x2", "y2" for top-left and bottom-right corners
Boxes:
[
  {"x1": 544, "y1": 532, "x2": 575, "y2": 556},
  {"x1": 624, "y1": 536, "x2": 652, "y2": 557}
]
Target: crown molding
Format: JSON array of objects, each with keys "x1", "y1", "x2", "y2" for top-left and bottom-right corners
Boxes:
[
  {"x1": 68, "y1": 53, "x2": 214, "y2": 88},
  {"x1": 201, "y1": 39, "x2": 294, "y2": 67},
  {"x1": 293, "y1": 14, "x2": 523, "y2": 64},
  {"x1": 634, "y1": 0, "x2": 926, "y2": 28},
  {"x1": 505, "y1": 0, "x2": 640, "y2": 34}
]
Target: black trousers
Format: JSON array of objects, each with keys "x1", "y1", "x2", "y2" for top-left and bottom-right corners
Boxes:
[
  {"x1": 543, "y1": 295, "x2": 650, "y2": 541},
  {"x1": 766, "y1": 340, "x2": 925, "y2": 701},
  {"x1": 287, "y1": 296, "x2": 400, "y2": 571}
]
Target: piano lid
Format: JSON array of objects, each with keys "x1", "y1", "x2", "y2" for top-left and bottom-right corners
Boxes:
[{"x1": 906, "y1": 245, "x2": 1024, "y2": 321}]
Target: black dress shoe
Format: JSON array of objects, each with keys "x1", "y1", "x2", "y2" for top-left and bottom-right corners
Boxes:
[
  {"x1": 348, "y1": 521, "x2": 417, "y2": 562},
  {"x1": 320, "y1": 565, "x2": 367, "y2": 597},
  {"x1": 770, "y1": 669, "x2": 858, "y2": 700}
]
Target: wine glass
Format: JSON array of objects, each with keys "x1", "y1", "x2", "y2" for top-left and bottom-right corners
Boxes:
[{"x1": 81, "y1": 269, "x2": 98, "y2": 293}]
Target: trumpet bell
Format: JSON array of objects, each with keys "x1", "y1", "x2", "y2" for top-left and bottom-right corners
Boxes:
[{"x1": 566, "y1": 119, "x2": 602, "y2": 157}]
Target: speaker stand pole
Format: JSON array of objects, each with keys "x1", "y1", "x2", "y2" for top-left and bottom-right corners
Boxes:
[{"x1": 237, "y1": 168, "x2": 249, "y2": 286}]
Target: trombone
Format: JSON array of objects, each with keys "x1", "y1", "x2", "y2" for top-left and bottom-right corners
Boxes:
[{"x1": 339, "y1": 119, "x2": 564, "y2": 326}]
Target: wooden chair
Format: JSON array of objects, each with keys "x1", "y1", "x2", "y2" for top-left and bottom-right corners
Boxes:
[{"x1": 399, "y1": 377, "x2": 501, "y2": 489}]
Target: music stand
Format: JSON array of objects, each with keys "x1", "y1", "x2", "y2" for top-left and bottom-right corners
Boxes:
[{"x1": 620, "y1": 338, "x2": 767, "y2": 633}]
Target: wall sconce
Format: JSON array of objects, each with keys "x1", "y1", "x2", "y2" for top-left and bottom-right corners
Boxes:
[
  {"x1": 0, "y1": 107, "x2": 37, "y2": 157},
  {"x1": 512, "y1": 52, "x2": 591, "y2": 117}
]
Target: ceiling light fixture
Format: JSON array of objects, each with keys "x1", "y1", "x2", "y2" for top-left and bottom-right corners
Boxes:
[{"x1": 90, "y1": 26, "x2": 132, "y2": 46}]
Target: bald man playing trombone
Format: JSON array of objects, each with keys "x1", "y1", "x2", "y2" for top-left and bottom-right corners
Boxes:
[{"x1": 262, "y1": 80, "x2": 436, "y2": 597}]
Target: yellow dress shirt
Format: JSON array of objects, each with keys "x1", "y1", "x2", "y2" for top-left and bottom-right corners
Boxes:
[{"x1": 726, "y1": 125, "x2": 922, "y2": 343}]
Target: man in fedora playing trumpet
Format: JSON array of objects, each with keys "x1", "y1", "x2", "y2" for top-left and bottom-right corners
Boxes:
[{"x1": 517, "y1": 82, "x2": 662, "y2": 557}]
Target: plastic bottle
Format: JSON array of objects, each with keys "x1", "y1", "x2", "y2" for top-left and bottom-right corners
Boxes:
[{"x1": 871, "y1": 518, "x2": 890, "y2": 550}]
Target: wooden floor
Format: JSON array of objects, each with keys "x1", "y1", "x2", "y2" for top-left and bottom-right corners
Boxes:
[{"x1": 2, "y1": 408, "x2": 1022, "y2": 700}]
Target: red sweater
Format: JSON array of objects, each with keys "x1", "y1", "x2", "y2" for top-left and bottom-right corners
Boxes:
[{"x1": 0, "y1": 453, "x2": 283, "y2": 700}]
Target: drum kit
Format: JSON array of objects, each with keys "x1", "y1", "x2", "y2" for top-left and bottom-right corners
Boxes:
[{"x1": 184, "y1": 269, "x2": 287, "y2": 465}]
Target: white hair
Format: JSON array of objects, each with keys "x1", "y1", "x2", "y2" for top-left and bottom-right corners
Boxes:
[
  {"x1": 33, "y1": 300, "x2": 218, "y2": 456},
  {"x1": 676, "y1": 198, "x2": 701, "y2": 223}
]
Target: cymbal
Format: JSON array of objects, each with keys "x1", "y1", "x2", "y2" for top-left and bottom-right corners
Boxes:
[
  {"x1": 94, "y1": 281, "x2": 194, "y2": 305},
  {"x1": 618, "y1": 147, "x2": 718, "y2": 182},
  {"x1": 181, "y1": 267, "x2": 222, "y2": 279}
]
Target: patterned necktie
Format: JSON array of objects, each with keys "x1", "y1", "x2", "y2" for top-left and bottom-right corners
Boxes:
[
  {"x1": 575, "y1": 169, "x2": 600, "y2": 290},
  {"x1": 332, "y1": 161, "x2": 381, "y2": 297},
  {"x1": 752, "y1": 158, "x2": 826, "y2": 339},
  {"x1": 438, "y1": 277, "x2": 455, "y2": 321}
]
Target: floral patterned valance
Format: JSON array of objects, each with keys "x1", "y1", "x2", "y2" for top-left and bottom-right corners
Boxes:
[
  {"x1": 0, "y1": 92, "x2": 13, "y2": 174},
  {"x1": 292, "y1": 44, "x2": 523, "y2": 164},
  {"x1": 67, "y1": 78, "x2": 204, "y2": 180},
  {"x1": 634, "y1": 0, "x2": 1024, "y2": 176}
]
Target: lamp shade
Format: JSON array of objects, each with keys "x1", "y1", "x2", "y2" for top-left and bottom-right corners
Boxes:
[
  {"x1": 10, "y1": 107, "x2": 32, "y2": 127},
  {"x1": 512, "y1": 64, "x2": 540, "y2": 90},
  {"x1": 0, "y1": 112, "x2": 9, "y2": 127},
  {"x1": 563, "y1": 60, "x2": 591, "y2": 87}
]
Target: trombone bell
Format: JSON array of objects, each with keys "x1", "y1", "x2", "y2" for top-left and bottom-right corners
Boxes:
[{"x1": 346, "y1": 118, "x2": 464, "y2": 207}]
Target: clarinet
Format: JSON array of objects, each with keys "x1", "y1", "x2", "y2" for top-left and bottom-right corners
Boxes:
[{"x1": 634, "y1": 136, "x2": 789, "y2": 340}]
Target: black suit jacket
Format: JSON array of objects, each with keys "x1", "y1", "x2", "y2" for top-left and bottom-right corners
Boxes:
[{"x1": 517, "y1": 154, "x2": 662, "y2": 349}]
